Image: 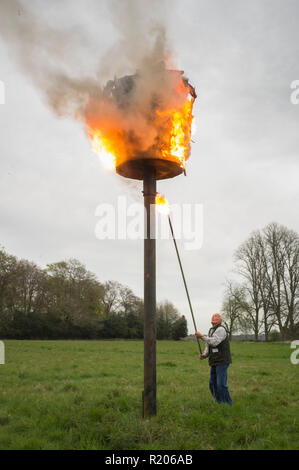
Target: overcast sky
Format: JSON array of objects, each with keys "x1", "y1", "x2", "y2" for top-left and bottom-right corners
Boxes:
[{"x1": 0, "y1": 0, "x2": 298, "y2": 333}]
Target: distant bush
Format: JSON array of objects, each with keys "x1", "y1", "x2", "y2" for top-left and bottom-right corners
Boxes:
[{"x1": 269, "y1": 330, "x2": 282, "y2": 342}]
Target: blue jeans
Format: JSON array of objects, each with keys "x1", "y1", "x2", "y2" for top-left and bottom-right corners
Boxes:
[{"x1": 209, "y1": 364, "x2": 233, "y2": 405}]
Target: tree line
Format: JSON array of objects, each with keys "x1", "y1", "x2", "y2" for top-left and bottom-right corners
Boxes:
[
  {"x1": 0, "y1": 249, "x2": 187, "y2": 340},
  {"x1": 222, "y1": 223, "x2": 299, "y2": 341}
]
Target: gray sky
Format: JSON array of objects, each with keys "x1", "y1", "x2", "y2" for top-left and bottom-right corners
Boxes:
[{"x1": 0, "y1": 0, "x2": 298, "y2": 333}]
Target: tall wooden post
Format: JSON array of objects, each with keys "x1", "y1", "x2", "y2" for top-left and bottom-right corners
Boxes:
[{"x1": 142, "y1": 166, "x2": 157, "y2": 417}]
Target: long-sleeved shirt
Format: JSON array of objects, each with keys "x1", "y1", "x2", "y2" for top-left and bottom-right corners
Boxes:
[{"x1": 201, "y1": 326, "x2": 227, "y2": 357}]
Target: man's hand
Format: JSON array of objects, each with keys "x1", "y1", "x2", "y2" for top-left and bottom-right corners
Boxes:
[
  {"x1": 198, "y1": 354, "x2": 206, "y2": 360},
  {"x1": 195, "y1": 331, "x2": 204, "y2": 339}
]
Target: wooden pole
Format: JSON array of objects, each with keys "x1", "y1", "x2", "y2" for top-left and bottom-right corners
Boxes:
[{"x1": 143, "y1": 167, "x2": 157, "y2": 417}]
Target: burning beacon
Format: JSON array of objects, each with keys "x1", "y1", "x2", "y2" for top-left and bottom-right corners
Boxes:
[
  {"x1": 88, "y1": 65, "x2": 196, "y2": 180},
  {"x1": 86, "y1": 63, "x2": 197, "y2": 417}
]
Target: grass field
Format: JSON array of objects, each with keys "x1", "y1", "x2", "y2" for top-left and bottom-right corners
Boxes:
[{"x1": 0, "y1": 340, "x2": 298, "y2": 450}]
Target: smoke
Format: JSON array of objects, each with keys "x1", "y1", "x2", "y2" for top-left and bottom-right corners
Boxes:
[
  {"x1": 0, "y1": 0, "x2": 90, "y2": 94},
  {"x1": 0, "y1": 0, "x2": 171, "y2": 113},
  {"x1": 98, "y1": 0, "x2": 171, "y2": 78},
  {"x1": 0, "y1": 0, "x2": 193, "y2": 189}
]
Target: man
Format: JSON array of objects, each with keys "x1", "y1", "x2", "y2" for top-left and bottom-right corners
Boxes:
[{"x1": 195, "y1": 313, "x2": 233, "y2": 405}]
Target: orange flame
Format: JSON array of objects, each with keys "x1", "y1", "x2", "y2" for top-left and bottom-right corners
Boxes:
[
  {"x1": 157, "y1": 95, "x2": 194, "y2": 169},
  {"x1": 91, "y1": 131, "x2": 116, "y2": 170},
  {"x1": 85, "y1": 70, "x2": 195, "y2": 172},
  {"x1": 155, "y1": 193, "x2": 170, "y2": 215}
]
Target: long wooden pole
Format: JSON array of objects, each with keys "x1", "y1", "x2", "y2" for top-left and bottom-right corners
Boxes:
[{"x1": 143, "y1": 167, "x2": 157, "y2": 417}]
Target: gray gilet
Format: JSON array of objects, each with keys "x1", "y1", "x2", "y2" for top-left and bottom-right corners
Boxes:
[{"x1": 208, "y1": 324, "x2": 232, "y2": 366}]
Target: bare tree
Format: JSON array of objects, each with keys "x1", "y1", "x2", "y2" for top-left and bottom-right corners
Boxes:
[
  {"x1": 118, "y1": 285, "x2": 141, "y2": 317},
  {"x1": 156, "y1": 300, "x2": 180, "y2": 339},
  {"x1": 234, "y1": 231, "x2": 264, "y2": 340},
  {"x1": 221, "y1": 281, "x2": 245, "y2": 340},
  {"x1": 255, "y1": 232, "x2": 276, "y2": 341},
  {"x1": 101, "y1": 280, "x2": 124, "y2": 318},
  {"x1": 232, "y1": 223, "x2": 299, "y2": 341},
  {"x1": 261, "y1": 223, "x2": 299, "y2": 340}
]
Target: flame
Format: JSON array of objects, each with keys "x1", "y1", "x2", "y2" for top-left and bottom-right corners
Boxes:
[
  {"x1": 155, "y1": 193, "x2": 170, "y2": 215},
  {"x1": 91, "y1": 131, "x2": 116, "y2": 170},
  {"x1": 157, "y1": 96, "x2": 194, "y2": 169},
  {"x1": 84, "y1": 70, "x2": 195, "y2": 172}
]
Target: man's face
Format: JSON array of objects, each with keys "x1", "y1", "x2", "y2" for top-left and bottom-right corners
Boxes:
[{"x1": 212, "y1": 321, "x2": 219, "y2": 327}]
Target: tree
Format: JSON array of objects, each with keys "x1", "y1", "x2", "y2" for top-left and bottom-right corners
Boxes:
[
  {"x1": 261, "y1": 223, "x2": 299, "y2": 340},
  {"x1": 0, "y1": 248, "x2": 18, "y2": 316},
  {"x1": 101, "y1": 280, "x2": 123, "y2": 318},
  {"x1": 172, "y1": 315, "x2": 188, "y2": 340},
  {"x1": 125, "y1": 311, "x2": 143, "y2": 339},
  {"x1": 0, "y1": 247, "x2": 185, "y2": 341},
  {"x1": 118, "y1": 285, "x2": 141, "y2": 317},
  {"x1": 13, "y1": 260, "x2": 47, "y2": 315},
  {"x1": 101, "y1": 312, "x2": 128, "y2": 339},
  {"x1": 156, "y1": 300, "x2": 180, "y2": 339},
  {"x1": 0, "y1": 249, "x2": 47, "y2": 318},
  {"x1": 230, "y1": 223, "x2": 299, "y2": 341},
  {"x1": 234, "y1": 232, "x2": 264, "y2": 340},
  {"x1": 46, "y1": 259, "x2": 104, "y2": 325},
  {"x1": 221, "y1": 282, "x2": 245, "y2": 340}
]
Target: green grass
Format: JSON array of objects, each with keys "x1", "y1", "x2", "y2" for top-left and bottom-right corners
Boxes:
[{"x1": 0, "y1": 340, "x2": 298, "y2": 450}]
